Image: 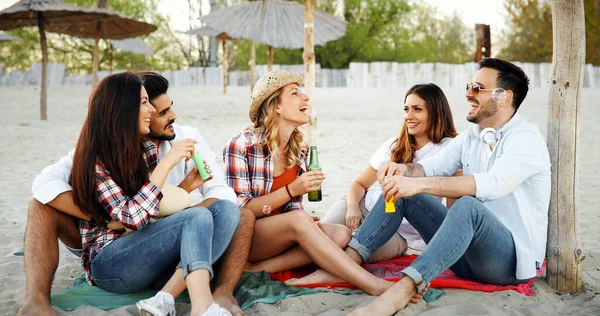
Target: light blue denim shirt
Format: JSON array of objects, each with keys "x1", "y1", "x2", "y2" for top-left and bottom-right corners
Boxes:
[{"x1": 419, "y1": 113, "x2": 551, "y2": 280}]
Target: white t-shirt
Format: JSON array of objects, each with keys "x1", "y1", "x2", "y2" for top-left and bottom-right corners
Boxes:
[{"x1": 365, "y1": 137, "x2": 452, "y2": 250}]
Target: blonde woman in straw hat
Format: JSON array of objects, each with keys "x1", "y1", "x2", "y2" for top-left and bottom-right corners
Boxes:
[{"x1": 223, "y1": 70, "x2": 392, "y2": 295}]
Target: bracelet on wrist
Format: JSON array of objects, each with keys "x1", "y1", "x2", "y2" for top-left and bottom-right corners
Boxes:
[{"x1": 285, "y1": 184, "x2": 294, "y2": 199}]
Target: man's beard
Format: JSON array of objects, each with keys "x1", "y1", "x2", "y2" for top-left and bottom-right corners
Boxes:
[
  {"x1": 149, "y1": 120, "x2": 176, "y2": 141},
  {"x1": 148, "y1": 131, "x2": 176, "y2": 141},
  {"x1": 467, "y1": 100, "x2": 499, "y2": 124}
]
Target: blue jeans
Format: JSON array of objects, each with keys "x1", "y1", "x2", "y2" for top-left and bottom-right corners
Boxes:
[
  {"x1": 348, "y1": 194, "x2": 527, "y2": 292},
  {"x1": 90, "y1": 200, "x2": 240, "y2": 293}
]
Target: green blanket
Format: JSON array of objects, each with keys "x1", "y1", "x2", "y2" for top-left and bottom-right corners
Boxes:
[
  {"x1": 51, "y1": 272, "x2": 443, "y2": 311},
  {"x1": 51, "y1": 272, "x2": 320, "y2": 311}
]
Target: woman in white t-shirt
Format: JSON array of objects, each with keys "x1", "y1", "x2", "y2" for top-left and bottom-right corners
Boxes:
[{"x1": 322, "y1": 83, "x2": 458, "y2": 262}]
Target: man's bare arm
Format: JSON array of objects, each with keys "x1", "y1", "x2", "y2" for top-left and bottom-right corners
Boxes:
[
  {"x1": 46, "y1": 191, "x2": 90, "y2": 221},
  {"x1": 46, "y1": 191, "x2": 124, "y2": 230},
  {"x1": 418, "y1": 175, "x2": 477, "y2": 198}
]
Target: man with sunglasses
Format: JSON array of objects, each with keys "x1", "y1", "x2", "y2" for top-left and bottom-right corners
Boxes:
[{"x1": 348, "y1": 58, "x2": 551, "y2": 316}]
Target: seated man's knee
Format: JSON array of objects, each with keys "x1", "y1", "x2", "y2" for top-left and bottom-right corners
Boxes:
[
  {"x1": 28, "y1": 198, "x2": 57, "y2": 219},
  {"x1": 28, "y1": 198, "x2": 75, "y2": 226},
  {"x1": 27, "y1": 198, "x2": 81, "y2": 247}
]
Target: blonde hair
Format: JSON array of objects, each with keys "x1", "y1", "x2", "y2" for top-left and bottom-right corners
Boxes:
[{"x1": 252, "y1": 87, "x2": 305, "y2": 168}]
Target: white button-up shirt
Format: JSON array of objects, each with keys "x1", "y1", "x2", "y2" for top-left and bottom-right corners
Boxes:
[
  {"x1": 419, "y1": 113, "x2": 551, "y2": 280},
  {"x1": 32, "y1": 123, "x2": 237, "y2": 206}
]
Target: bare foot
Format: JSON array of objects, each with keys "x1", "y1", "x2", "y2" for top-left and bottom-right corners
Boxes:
[
  {"x1": 349, "y1": 277, "x2": 416, "y2": 316},
  {"x1": 17, "y1": 299, "x2": 57, "y2": 316},
  {"x1": 284, "y1": 268, "x2": 345, "y2": 286},
  {"x1": 410, "y1": 283, "x2": 429, "y2": 304},
  {"x1": 214, "y1": 293, "x2": 244, "y2": 316}
]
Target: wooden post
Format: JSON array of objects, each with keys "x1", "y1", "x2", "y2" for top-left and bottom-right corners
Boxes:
[
  {"x1": 250, "y1": 42, "x2": 256, "y2": 91},
  {"x1": 546, "y1": 0, "x2": 585, "y2": 294},
  {"x1": 474, "y1": 24, "x2": 491, "y2": 62},
  {"x1": 267, "y1": 45, "x2": 274, "y2": 71},
  {"x1": 92, "y1": 24, "x2": 101, "y2": 87},
  {"x1": 37, "y1": 12, "x2": 48, "y2": 121},
  {"x1": 222, "y1": 39, "x2": 227, "y2": 94},
  {"x1": 93, "y1": 0, "x2": 108, "y2": 86},
  {"x1": 304, "y1": 0, "x2": 316, "y2": 146}
]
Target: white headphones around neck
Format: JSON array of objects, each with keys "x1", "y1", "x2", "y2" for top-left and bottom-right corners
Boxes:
[
  {"x1": 480, "y1": 127, "x2": 498, "y2": 145},
  {"x1": 492, "y1": 88, "x2": 507, "y2": 103}
]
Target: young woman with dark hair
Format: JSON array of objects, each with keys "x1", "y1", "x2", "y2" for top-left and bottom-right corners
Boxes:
[{"x1": 71, "y1": 72, "x2": 238, "y2": 316}]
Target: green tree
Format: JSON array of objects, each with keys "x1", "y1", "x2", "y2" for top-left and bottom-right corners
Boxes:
[
  {"x1": 229, "y1": 40, "x2": 303, "y2": 70},
  {"x1": 498, "y1": 0, "x2": 553, "y2": 62},
  {"x1": 315, "y1": 0, "x2": 412, "y2": 68},
  {"x1": 499, "y1": 0, "x2": 599, "y2": 65},
  {"x1": 0, "y1": 0, "x2": 188, "y2": 72},
  {"x1": 385, "y1": 3, "x2": 473, "y2": 63},
  {"x1": 585, "y1": 0, "x2": 600, "y2": 65}
]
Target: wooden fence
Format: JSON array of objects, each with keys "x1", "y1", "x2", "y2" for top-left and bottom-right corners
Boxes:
[{"x1": 1, "y1": 62, "x2": 599, "y2": 89}]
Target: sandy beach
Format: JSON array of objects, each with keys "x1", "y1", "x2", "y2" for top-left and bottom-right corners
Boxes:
[{"x1": 1, "y1": 84, "x2": 599, "y2": 315}]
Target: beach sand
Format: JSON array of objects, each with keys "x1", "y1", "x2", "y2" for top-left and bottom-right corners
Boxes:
[{"x1": 1, "y1": 85, "x2": 599, "y2": 315}]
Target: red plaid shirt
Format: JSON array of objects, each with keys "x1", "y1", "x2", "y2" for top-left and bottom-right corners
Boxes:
[
  {"x1": 223, "y1": 129, "x2": 308, "y2": 213},
  {"x1": 79, "y1": 140, "x2": 163, "y2": 284}
]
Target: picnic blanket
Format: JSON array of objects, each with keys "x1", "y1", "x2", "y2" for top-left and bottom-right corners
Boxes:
[{"x1": 269, "y1": 254, "x2": 540, "y2": 296}]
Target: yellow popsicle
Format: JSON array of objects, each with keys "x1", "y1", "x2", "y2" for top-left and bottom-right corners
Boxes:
[{"x1": 385, "y1": 196, "x2": 396, "y2": 213}]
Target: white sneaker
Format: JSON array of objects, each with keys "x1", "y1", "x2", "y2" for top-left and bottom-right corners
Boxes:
[
  {"x1": 201, "y1": 303, "x2": 232, "y2": 316},
  {"x1": 136, "y1": 291, "x2": 176, "y2": 316}
]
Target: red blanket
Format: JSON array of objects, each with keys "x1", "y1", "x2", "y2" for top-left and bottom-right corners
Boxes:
[{"x1": 269, "y1": 255, "x2": 540, "y2": 296}]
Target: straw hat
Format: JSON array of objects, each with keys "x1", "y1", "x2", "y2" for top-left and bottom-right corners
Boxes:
[{"x1": 249, "y1": 70, "x2": 303, "y2": 123}]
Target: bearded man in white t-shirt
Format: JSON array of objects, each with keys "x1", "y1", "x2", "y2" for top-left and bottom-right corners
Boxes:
[{"x1": 18, "y1": 72, "x2": 254, "y2": 316}]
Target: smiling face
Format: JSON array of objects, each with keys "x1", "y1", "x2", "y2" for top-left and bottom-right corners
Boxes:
[
  {"x1": 466, "y1": 67, "x2": 501, "y2": 125},
  {"x1": 138, "y1": 86, "x2": 155, "y2": 135},
  {"x1": 148, "y1": 93, "x2": 177, "y2": 141},
  {"x1": 275, "y1": 83, "x2": 310, "y2": 127},
  {"x1": 404, "y1": 93, "x2": 430, "y2": 140}
]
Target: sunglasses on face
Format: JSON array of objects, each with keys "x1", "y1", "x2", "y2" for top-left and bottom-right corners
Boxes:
[{"x1": 466, "y1": 82, "x2": 498, "y2": 97}]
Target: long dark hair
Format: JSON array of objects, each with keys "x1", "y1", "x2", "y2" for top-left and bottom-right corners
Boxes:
[
  {"x1": 71, "y1": 72, "x2": 148, "y2": 227},
  {"x1": 390, "y1": 83, "x2": 457, "y2": 164}
]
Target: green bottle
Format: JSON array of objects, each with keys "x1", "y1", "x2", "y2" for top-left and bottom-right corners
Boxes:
[
  {"x1": 307, "y1": 146, "x2": 322, "y2": 202},
  {"x1": 192, "y1": 151, "x2": 211, "y2": 180}
]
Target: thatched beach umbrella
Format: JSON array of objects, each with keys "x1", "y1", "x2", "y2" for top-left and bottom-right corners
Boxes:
[
  {"x1": 186, "y1": 26, "x2": 231, "y2": 94},
  {"x1": 203, "y1": 0, "x2": 347, "y2": 71},
  {"x1": 83, "y1": 37, "x2": 153, "y2": 74},
  {"x1": 0, "y1": 0, "x2": 156, "y2": 120},
  {"x1": 0, "y1": 32, "x2": 22, "y2": 41},
  {"x1": 88, "y1": 0, "x2": 155, "y2": 87}
]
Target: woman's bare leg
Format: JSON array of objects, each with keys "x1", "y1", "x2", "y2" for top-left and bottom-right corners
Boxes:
[
  {"x1": 248, "y1": 211, "x2": 391, "y2": 295},
  {"x1": 186, "y1": 269, "x2": 215, "y2": 316},
  {"x1": 159, "y1": 268, "x2": 187, "y2": 299},
  {"x1": 245, "y1": 222, "x2": 351, "y2": 273}
]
